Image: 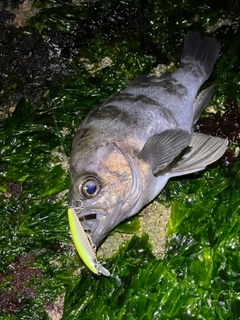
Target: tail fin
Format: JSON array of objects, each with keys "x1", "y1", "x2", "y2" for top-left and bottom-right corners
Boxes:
[{"x1": 181, "y1": 31, "x2": 221, "y2": 79}]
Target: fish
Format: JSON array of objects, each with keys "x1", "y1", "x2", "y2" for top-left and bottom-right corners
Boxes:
[{"x1": 69, "y1": 31, "x2": 228, "y2": 251}]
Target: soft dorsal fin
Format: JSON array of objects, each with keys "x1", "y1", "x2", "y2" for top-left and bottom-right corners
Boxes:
[
  {"x1": 193, "y1": 85, "x2": 215, "y2": 124},
  {"x1": 137, "y1": 129, "x2": 191, "y2": 175},
  {"x1": 169, "y1": 133, "x2": 228, "y2": 177}
]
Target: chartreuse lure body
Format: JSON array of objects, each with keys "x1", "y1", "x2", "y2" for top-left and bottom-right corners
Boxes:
[{"x1": 68, "y1": 207, "x2": 110, "y2": 276}]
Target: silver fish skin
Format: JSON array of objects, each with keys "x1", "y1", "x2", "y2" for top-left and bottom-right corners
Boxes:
[{"x1": 69, "y1": 31, "x2": 228, "y2": 247}]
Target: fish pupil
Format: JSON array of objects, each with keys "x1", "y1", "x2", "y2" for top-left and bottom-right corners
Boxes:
[{"x1": 85, "y1": 181, "x2": 97, "y2": 195}]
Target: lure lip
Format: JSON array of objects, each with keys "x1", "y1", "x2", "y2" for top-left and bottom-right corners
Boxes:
[{"x1": 68, "y1": 207, "x2": 110, "y2": 276}]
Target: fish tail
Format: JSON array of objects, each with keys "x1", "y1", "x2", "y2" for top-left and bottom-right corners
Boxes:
[{"x1": 180, "y1": 31, "x2": 221, "y2": 79}]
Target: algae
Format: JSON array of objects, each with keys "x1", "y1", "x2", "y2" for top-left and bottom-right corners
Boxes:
[{"x1": 0, "y1": 0, "x2": 240, "y2": 319}]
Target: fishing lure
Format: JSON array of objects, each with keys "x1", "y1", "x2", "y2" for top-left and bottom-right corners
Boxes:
[{"x1": 68, "y1": 207, "x2": 110, "y2": 276}]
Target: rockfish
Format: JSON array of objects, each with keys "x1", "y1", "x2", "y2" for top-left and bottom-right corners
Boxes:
[{"x1": 69, "y1": 31, "x2": 228, "y2": 250}]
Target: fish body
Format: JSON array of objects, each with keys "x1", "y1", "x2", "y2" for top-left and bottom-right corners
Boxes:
[{"x1": 69, "y1": 31, "x2": 228, "y2": 248}]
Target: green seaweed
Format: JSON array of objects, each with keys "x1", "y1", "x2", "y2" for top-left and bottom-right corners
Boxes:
[{"x1": 1, "y1": 0, "x2": 240, "y2": 319}]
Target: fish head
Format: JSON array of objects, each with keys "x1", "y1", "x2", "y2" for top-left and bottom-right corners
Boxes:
[{"x1": 69, "y1": 141, "x2": 142, "y2": 247}]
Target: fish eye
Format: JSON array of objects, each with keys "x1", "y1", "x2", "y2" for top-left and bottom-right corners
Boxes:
[{"x1": 79, "y1": 176, "x2": 101, "y2": 198}]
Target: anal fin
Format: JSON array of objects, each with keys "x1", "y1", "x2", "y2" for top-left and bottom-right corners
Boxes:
[{"x1": 193, "y1": 85, "x2": 215, "y2": 124}]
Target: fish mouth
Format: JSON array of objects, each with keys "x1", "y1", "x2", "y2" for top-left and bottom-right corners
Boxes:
[
  {"x1": 69, "y1": 200, "x2": 110, "y2": 232},
  {"x1": 82, "y1": 203, "x2": 123, "y2": 247},
  {"x1": 79, "y1": 208, "x2": 108, "y2": 232},
  {"x1": 69, "y1": 198, "x2": 118, "y2": 246}
]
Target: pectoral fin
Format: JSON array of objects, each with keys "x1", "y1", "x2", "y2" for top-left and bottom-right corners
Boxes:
[
  {"x1": 193, "y1": 85, "x2": 215, "y2": 124},
  {"x1": 170, "y1": 133, "x2": 228, "y2": 177},
  {"x1": 138, "y1": 129, "x2": 191, "y2": 175}
]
